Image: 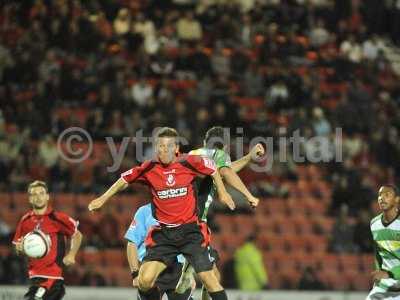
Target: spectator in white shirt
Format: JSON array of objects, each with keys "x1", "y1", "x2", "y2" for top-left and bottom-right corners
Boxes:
[{"x1": 130, "y1": 78, "x2": 154, "y2": 107}]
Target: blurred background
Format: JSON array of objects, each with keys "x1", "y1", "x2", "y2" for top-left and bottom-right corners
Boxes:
[{"x1": 1, "y1": 0, "x2": 400, "y2": 296}]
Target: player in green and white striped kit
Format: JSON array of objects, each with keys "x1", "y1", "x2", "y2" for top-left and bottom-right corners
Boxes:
[
  {"x1": 367, "y1": 185, "x2": 400, "y2": 300},
  {"x1": 176, "y1": 126, "x2": 264, "y2": 299}
]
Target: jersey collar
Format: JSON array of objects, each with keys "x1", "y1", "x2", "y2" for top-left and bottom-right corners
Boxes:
[
  {"x1": 382, "y1": 210, "x2": 400, "y2": 227},
  {"x1": 29, "y1": 206, "x2": 54, "y2": 216}
]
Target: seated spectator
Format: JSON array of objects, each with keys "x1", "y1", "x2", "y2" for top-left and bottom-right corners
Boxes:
[
  {"x1": 149, "y1": 48, "x2": 175, "y2": 77},
  {"x1": 312, "y1": 107, "x2": 331, "y2": 137},
  {"x1": 309, "y1": 19, "x2": 330, "y2": 48},
  {"x1": 211, "y1": 44, "x2": 231, "y2": 77},
  {"x1": 298, "y1": 266, "x2": 325, "y2": 290},
  {"x1": 340, "y1": 35, "x2": 362, "y2": 63},
  {"x1": 353, "y1": 209, "x2": 374, "y2": 253},
  {"x1": 176, "y1": 11, "x2": 202, "y2": 42},
  {"x1": 362, "y1": 35, "x2": 383, "y2": 61},
  {"x1": 329, "y1": 204, "x2": 357, "y2": 253},
  {"x1": 113, "y1": 8, "x2": 131, "y2": 36},
  {"x1": 38, "y1": 135, "x2": 59, "y2": 168},
  {"x1": 243, "y1": 64, "x2": 263, "y2": 97},
  {"x1": 130, "y1": 78, "x2": 154, "y2": 107},
  {"x1": 0, "y1": 216, "x2": 11, "y2": 244},
  {"x1": 98, "y1": 211, "x2": 121, "y2": 248},
  {"x1": 81, "y1": 266, "x2": 107, "y2": 286},
  {"x1": 132, "y1": 13, "x2": 157, "y2": 55}
]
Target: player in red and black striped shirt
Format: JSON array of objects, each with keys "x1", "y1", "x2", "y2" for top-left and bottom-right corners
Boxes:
[
  {"x1": 13, "y1": 181, "x2": 82, "y2": 300},
  {"x1": 89, "y1": 127, "x2": 234, "y2": 300}
]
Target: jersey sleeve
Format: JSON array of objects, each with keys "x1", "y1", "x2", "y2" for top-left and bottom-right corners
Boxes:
[
  {"x1": 121, "y1": 160, "x2": 152, "y2": 184},
  {"x1": 214, "y1": 149, "x2": 232, "y2": 169},
  {"x1": 12, "y1": 220, "x2": 24, "y2": 244},
  {"x1": 53, "y1": 212, "x2": 79, "y2": 237},
  {"x1": 187, "y1": 155, "x2": 216, "y2": 176},
  {"x1": 124, "y1": 208, "x2": 148, "y2": 245},
  {"x1": 389, "y1": 265, "x2": 400, "y2": 280}
]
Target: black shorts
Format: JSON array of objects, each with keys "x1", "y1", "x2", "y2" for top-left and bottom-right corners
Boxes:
[
  {"x1": 156, "y1": 260, "x2": 183, "y2": 292},
  {"x1": 24, "y1": 278, "x2": 65, "y2": 300},
  {"x1": 144, "y1": 222, "x2": 213, "y2": 273},
  {"x1": 208, "y1": 246, "x2": 220, "y2": 264}
]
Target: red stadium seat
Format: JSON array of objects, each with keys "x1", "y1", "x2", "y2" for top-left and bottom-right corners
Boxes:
[
  {"x1": 314, "y1": 254, "x2": 341, "y2": 273},
  {"x1": 103, "y1": 249, "x2": 126, "y2": 267},
  {"x1": 220, "y1": 234, "x2": 246, "y2": 254},
  {"x1": 312, "y1": 217, "x2": 334, "y2": 235},
  {"x1": 338, "y1": 254, "x2": 362, "y2": 271},
  {"x1": 269, "y1": 253, "x2": 297, "y2": 272},
  {"x1": 317, "y1": 270, "x2": 342, "y2": 289},
  {"x1": 232, "y1": 215, "x2": 256, "y2": 237},
  {"x1": 2, "y1": 210, "x2": 24, "y2": 228},
  {"x1": 78, "y1": 250, "x2": 104, "y2": 266},
  {"x1": 291, "y1": 215, "x2": 314, "y2": 235},
  {"x1": 0, "y1": 245, "x2": 11, "y2": 257},
  {"x1": 216, "y1": 215, "x2": 237, "y2": 235},
  {"x1": 258, "y1": 234, "x2": 285, "y2": 253},
  {"x1": 351, "y1": 274, "x2": 371, "y2": 291},
  {"x1": 304, "y1": 235, "x2": 328, "y2": 254},
  {"x1": 277, "y1": 270, "x2": 301, "y2": 289},
  {"x1": 284, "y1": 235, "x2": 310, "y2": 254},
  {"x1": 0, "y1": 193, "x2": 12, "y2": 208},
  {"x1": 111, "y1": 267, "x2": 132, "y2": 286},
  {"x1": 12, "y1": 193, "x2": 30, "y2": 213}
]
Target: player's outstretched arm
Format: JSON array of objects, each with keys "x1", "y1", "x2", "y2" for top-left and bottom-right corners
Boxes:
[
  {"x1": 127, "y1": 242, "x2": 140, "y2": 287},
  {"x1": 219, "y1": 167, "x2": 259, "y2": 208},
  {"x1": 88, "y1": 178, "x2": 128, "y2": 211},
  {"x1": 212, "y1": 170, "x2": 235, "y2": 210},
  {"x1": 231, "y1": 143, "x2": 265, "y2": 173},
  {"x1": 63, "y1": 230, "x2": 83, "y2": 266}
]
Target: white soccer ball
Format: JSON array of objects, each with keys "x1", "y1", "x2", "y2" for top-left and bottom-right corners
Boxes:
[{"x1": 23, "y1": 231, "x2": 51, "y2": 259}]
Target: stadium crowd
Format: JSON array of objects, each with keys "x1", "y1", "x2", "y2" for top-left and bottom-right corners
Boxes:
[{"x1": 1, "y1": 0, "x2": 400, "y2": 290}]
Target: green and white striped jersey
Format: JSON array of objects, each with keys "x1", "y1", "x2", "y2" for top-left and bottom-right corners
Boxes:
[
  {"x1": 371, "y1": 213, "x2": 400, "y2": 292},
  {"x1": 189, "y1": 148, "x2": 231, "y2": 221}
]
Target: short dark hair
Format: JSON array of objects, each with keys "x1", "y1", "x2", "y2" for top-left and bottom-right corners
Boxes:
[
  {"x1": 28, "y1": 180, "x2": 48, "y2": 194},
  {"x1": 204, "y1": 126, "x2": 228, "y2": 150},
  {"x1": 156, "y1": 127, "x2": 179, "y2": 139},
  {"x1": 382, "y1": 184, "x2": 399, "y2": 196}
]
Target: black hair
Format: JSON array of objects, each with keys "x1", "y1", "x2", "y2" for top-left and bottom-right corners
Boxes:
[
  {"x1": 382, "y1": 184, "x2": 399, "y2": 196},
  {"x1": 204, "y1": 126, "x2": 228, "y2": 150}
]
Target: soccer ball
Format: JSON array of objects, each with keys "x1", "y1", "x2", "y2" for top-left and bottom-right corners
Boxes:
[{"x1": 23, "y1": 231, "x2": 51, "y2": 258}]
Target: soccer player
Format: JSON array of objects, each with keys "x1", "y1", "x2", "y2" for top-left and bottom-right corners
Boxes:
[
  {"x1": 125, "y1": 203, "x2": 195, "y2": 300},
  {"x1": 89, "y1": 127, "x2": 234, "y2": 300},
  {"x1": 190, "y1": 126, "x2": 263, "y2": 219},
  {"x1": 13, "y1": 181, "x2": 82, "y2": 300},
  {"x1": 176, "y1": 126, "x2": 264, "y2": 298},
  {"x1": 367, "y1": 185, "x2": 400, "y2": 300}
]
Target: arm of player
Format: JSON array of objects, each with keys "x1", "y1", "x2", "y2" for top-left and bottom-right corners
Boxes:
[
  {"x1": 88, "y1": 178, "x2": 128, "y2": 211},
  {"x1": 12, "y1": 221, "x2": 25, "y2": 256},
  {"x1": 231, "y1": 143, "x2": 265, "y2": 173},
  {"x1": 211, "y1": 170, "x2": 235, "y2": 210},
  {"x1": 63, "y1": 230, "x2": 83, "y2": 266},
  {"x1": 219, "y1": 167, "x2": 259, "y2": 208},
  {"x1": 13, "y1": 239, "x2": 24, "y2": 256},
  {"x1": 371, "y1": 239, "x2": 390, "y2": 282},
  {"x1": 127, "y1": 242, "x2": 140, "y2": 287}
]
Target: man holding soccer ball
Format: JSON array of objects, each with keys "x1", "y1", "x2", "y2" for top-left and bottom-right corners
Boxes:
[{"x1": 12, "y1": 181, "x2": 83, "y2": 300}]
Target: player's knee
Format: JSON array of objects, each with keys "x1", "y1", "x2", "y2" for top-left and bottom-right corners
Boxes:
[
  {"x1": 138, "y1": 272, "x2": 156, "y2": 291},
  {"x1": 198, "y1": 270, "x2": 223, "y2": 292}
]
